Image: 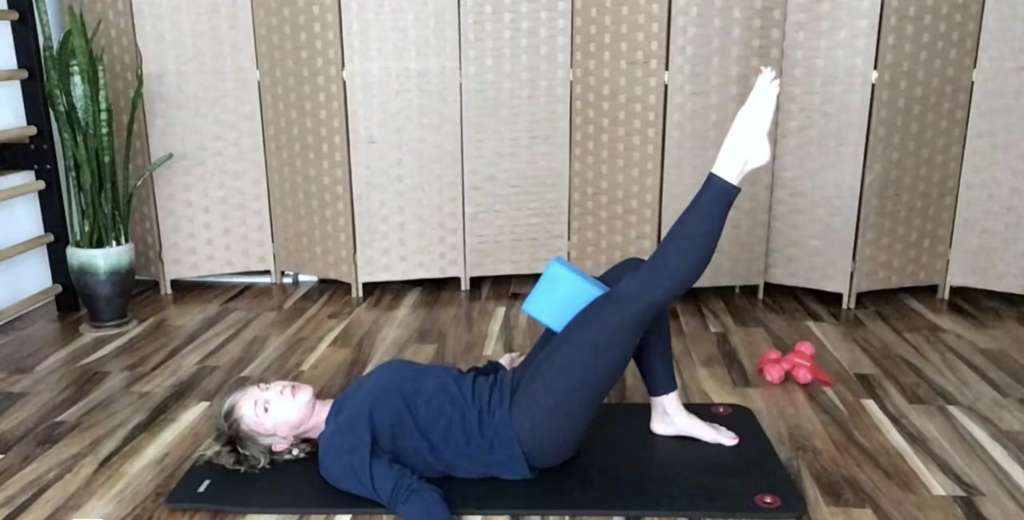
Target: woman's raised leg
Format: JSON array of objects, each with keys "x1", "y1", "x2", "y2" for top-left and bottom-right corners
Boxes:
[{"x1": 509, "y1": 67, "x2": 780, "y2": 470}]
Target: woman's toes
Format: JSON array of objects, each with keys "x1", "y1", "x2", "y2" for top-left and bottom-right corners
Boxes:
[{"x1": 712, "y1": 424, "x2": 740, "y2": 445}]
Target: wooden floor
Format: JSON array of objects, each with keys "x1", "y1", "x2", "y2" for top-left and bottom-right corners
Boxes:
[{"x1": 1, "y1": 277, "x2": 1023, "y2": 520}]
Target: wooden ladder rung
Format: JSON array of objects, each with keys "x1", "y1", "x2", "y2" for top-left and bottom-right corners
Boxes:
[
  {"x1": 0, "y1": 179, "x2": 45, "y2": 203},
  {"x1": 0, "y1": 9, "x2": 19, "y2": 21},
  {"x1": 0, "y1": 233, "x2": 54, "y2": 263},
  {"x1": 0, "y1": 69, "x2": 28, "y2": 81},
  {"x1": 0, "y1": 284, "x2": 63, "y2": 324},
  {"x1": 0, "y1": 125, "x2": 37, "y2": 143}
]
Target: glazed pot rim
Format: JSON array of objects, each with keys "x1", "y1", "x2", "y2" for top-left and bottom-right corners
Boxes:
[{"x1": 66, "y1": 242, "x2": 135, "y2": 253}]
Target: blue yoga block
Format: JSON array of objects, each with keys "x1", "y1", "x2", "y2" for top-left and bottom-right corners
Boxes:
[{"x1": 522, "y1": 257, "x2": 609, "y2": 333}]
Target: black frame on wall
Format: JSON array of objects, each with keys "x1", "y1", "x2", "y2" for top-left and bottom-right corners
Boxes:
[{"x1": 0, "y1": 0, "x2": 79, "y2": 313}]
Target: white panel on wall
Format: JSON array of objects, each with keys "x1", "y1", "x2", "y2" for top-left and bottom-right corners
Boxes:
[
  {"x1": 132, "y1": 0, "x2": 275, "y2": 284},
  {"x1": 947, "y1": 0, "x2": 1024, "y2": 297},
  {"x1": 460, "y1": 0, "x2": 572, "y2": 279},
  {"x1": 342, "y1": 0, "x2": 465, "y2": 290},
  {"x1": 0, "y1": 0, "x2": 52, "y2": 318},
  {"x1": 0, "y1": 1, "x2": 26, "y2": 131},
  {"x1": 0, "y1": 173, "x2": 52, "y2": 312}
]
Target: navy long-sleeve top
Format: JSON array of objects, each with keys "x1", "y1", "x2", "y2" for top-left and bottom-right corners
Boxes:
[{"x1": 318, "y1": 359, "x2": 533, "y2": 520}]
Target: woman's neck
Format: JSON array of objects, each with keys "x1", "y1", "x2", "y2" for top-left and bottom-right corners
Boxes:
[{"x1": 298, "y1": 398, "x2": 334, "y2": 440}]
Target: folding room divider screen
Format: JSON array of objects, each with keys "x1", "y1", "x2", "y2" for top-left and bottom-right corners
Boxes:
[
  {"x1": 252, "y1": 0, "x2": 358, "y2": 291},
  {"x1": 849, "y1": 0, "x2": 984, "y2": 306},
  {"x1": 568, "y1": 0, "x2": 670, "y2": 276},
  {"x1": 460, "y1": 0, "x2": 571, "y2": 279},
  {"x1": 342, "y1": 0, "x2": 466, "y2": 293},
  {"x1": 766, "y1": 0, "x2": 881, "y2": 308},
  {"x1": 946, "y1": 0, "x2": 1024, "y2": 298},
  {"x1": 59, "y1": 0, "x2": 1022, "y2": 305},
  {"x1": 133, "y1": 0, "x2": 276, "y2": 287}
]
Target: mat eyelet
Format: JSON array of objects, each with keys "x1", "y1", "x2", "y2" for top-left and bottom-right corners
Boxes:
[
  {"x1": 710, "y1": 404, "x2": 733, "y2": 416},
  {"x1": 755, "y1": 493, "x2": 782, "y2": 509}
]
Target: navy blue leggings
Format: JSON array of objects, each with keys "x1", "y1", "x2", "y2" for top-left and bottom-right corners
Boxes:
[{"x1": 509, "y1": 172, "x2": 740, "y2": 469}]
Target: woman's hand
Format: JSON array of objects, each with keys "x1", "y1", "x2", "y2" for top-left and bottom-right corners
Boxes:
[{"x1": 498, "y1": 352, "x2": 526, "y2": 370}]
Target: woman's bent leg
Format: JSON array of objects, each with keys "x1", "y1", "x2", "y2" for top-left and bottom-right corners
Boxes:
[
  {"x1": 513, "y1": 257, "x2": 677, "y2": 398},
  {"x1": 509, "y1": 175, "x2": 738, "y2": 469},
  {"x1": 509, "y1": 67, "x2": 780, "y2": 470}
]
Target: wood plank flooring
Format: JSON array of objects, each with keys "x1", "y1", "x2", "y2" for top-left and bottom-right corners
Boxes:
[{"x1": 1, "y1": 277, "x2": 1023, "y2": 520}]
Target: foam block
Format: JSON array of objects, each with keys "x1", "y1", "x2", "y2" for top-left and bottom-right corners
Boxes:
[{"x1": 521, "y1": 257, "x2": 609, "y2": 332}]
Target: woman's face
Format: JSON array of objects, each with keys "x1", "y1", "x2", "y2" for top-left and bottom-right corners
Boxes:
[{"x1": 235, "y1": 380, "x2": 317, "y2": 441}]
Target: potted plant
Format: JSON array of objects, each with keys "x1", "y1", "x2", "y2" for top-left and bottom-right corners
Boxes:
[{"x1": 34, "y1": 0, "x2": 172, "y2": 331}]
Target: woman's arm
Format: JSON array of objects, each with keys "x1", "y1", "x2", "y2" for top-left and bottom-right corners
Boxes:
[
  {"x1": 320, "y1": 437, "x2": 452, "y2": 520},
  {"x1": 366, "y1": 452, "x2": 451, "y2": 520}
]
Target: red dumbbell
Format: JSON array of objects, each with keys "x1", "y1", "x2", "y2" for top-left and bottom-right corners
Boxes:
[
  {"x1": 757, "y1": 349, "x2": 787, "y2": 385},
  {"x1": 790, "y1": 365, "x2": 813, "y2": 385},
  {"x1": 782, "y1": 341, "x2": 833, "y2": 387},
  {"x1": 758, "y1": 342, "x2": 834, "y2": 387}
]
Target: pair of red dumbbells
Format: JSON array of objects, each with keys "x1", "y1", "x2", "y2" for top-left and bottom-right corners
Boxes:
[{"x1": 758, "y1": 341, "x2": 833, "y2": 387}]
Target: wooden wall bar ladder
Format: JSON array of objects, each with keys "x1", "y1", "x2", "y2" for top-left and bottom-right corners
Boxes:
[{"x1": 0, "y1": 0, "x2": 79, "y2": 321}]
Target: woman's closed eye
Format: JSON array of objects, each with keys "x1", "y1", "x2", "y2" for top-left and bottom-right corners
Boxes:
[{"x1": 253, "y1": 396, "x2": 269, "y2": 419}]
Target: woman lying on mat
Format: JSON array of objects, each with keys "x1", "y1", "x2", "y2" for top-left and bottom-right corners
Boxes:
[{"x1": 200, "y1": 67, "x2": 781, "y2": 520}]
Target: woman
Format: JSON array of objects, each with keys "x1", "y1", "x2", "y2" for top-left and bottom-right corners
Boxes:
[{"x1": 201, "y1": 67, "x2": 781, "y2": 520}]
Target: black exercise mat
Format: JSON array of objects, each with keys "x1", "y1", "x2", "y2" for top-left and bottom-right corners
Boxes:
[{"x1": 167, "y1": 403, "x2": 805, "y2": 518}]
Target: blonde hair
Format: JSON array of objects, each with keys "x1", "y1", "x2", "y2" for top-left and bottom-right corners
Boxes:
[{"x1": 197, "y1": 385, "x2": 317, "y2": 472}]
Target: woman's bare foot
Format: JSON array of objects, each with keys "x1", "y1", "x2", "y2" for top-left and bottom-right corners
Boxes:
[
  {"x1": 711, "y1": 66, "x2": 781, "y2": 186},
  {"x1": 650, "y1": 391, "x2": 740, "y2": 446}
]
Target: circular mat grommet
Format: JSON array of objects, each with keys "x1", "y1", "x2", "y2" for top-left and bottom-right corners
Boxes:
[
  {"x1": 754, "y1": 493, "x2": 782, "y2": 509},
  {"x1": 710, "y1": 404, "x2": 733, "y2": 416}
]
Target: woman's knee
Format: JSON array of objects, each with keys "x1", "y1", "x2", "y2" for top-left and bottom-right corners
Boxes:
[{"x1": 598, "y1": 257, "x2": 647, "y2": 285}]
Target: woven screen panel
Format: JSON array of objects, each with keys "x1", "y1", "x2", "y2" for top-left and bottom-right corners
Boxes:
[
  {"x1": 765, "y1": 0, "x2": 880, "y2": 301},
  {"x1": 461, "y1": 0, "x2": 571, "y2": 278},
  {"x1": 852, "y1": 0, "x2": 983, "y2": 299},
  {"x1": 569, "y1": 0, "x2": 670, "y2": 276},
  {"x1": 947, "y1": 0, "x2": 1024, "y2": 296},
  {"x1": 63, "y1": 0, "x2": 163, "y2": 286},
  {"x1": 252, "y1": 0, "x2": 356, "y2": 285},
  {"x1": 341, "y1": 0, "x2": 465, "y2": 285},
  {"x1": 661, "y1": 0, "x2": 785, "y2": 288},
  {"x1": 133, "y1": 0, "x2": 275, "y2": 282}
]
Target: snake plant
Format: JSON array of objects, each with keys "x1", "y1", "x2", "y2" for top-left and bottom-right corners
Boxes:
[{"x1": 33, "y1": 0, "x2": 172, "y2": 249}]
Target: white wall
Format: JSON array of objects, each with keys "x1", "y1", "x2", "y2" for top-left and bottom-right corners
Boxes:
[{"x1": 0, "y1": 0, "x2": 63, "y2": 318}]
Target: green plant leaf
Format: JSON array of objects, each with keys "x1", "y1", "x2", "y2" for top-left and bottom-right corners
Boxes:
[
  {"x1": 33, "y1": 0, "x2": 83, "y2": 245},
  {"x1": 125, "y1": 153, "x2": 173, "y2": 238},
  {"x1": 97, "y1": 53, "x2": 123, "y2": 245},
  {"x1": 123, "y1": 51, "x2": 145, "y2": 222},
  {"x1": 68, "y1": 7, "x2": 110, "y2": 245},
  {"x1": 66, "y1": 52, "x2": 99, "y2": 244},
  {"x1": 89, "y1": 18, "x2": 103, "y2": 46},
  {"x1": 56, "y1": 28, "x2": 87, "y2": 236},
  {"x1": 35, "y1": 1, "x2": 174, "y2": 249}
]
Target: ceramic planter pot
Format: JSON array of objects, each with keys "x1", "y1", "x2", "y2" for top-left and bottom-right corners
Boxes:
[{"x1": 66, "y1": 242, "x2": 135, "y2": 328}]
